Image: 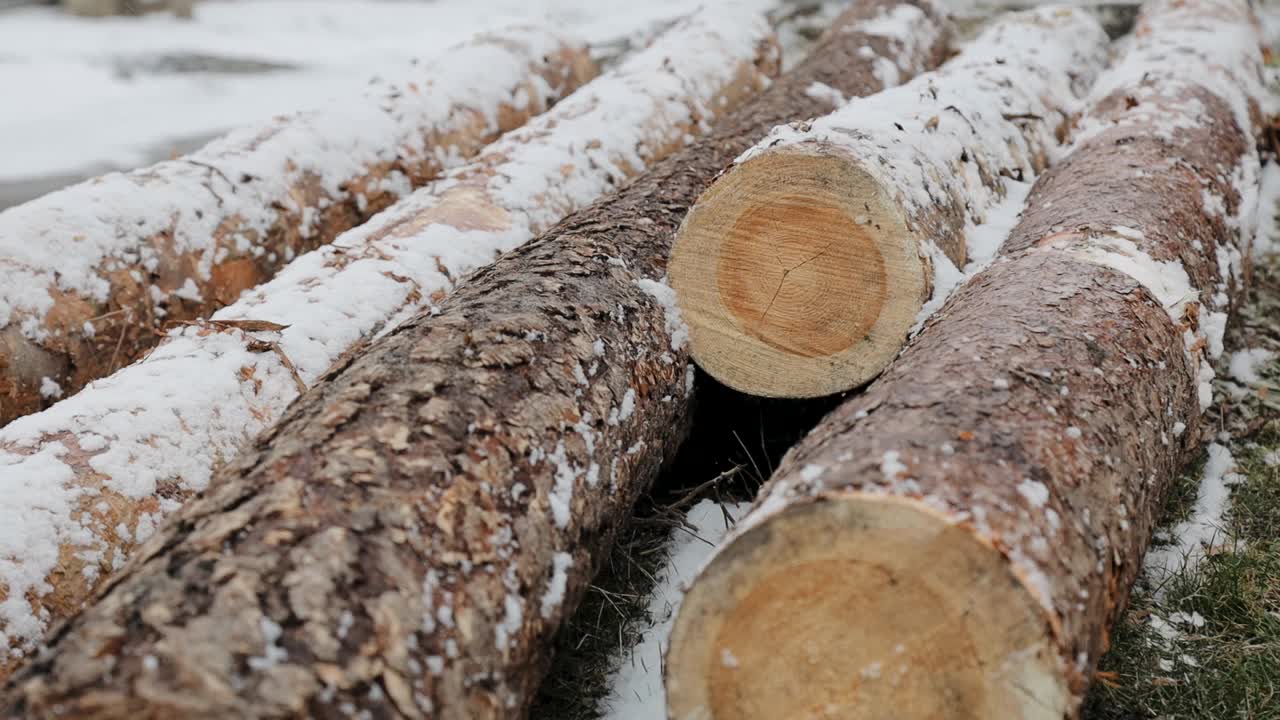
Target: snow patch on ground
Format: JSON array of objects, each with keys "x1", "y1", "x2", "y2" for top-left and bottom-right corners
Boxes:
[
  {"x1": 1255, "y1": 161, "x2": 1280, "y2": 258},
  {"x1": 1228, "y1": 347, "x2": 1274, "y2": 385},
  {"x1": 1144, "y1": 443, "x2": 1241, "y2": 584},
  {"x1": 599, "y1": 500, "x2": 747, "y2": 719}
]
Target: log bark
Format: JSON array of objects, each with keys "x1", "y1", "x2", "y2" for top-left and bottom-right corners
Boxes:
[
  {"x1": 0, "y1": 28, "x2": 597, "y2": 426},
  {"x1": 665, "y1": 2, "x2": 1266, "y2": 719},
  {"x1": 0, "y1": 8, "x2": 780, "y2": 680},
  {"x1": 0, "y1": 2, "x2": 949, "y2": 717},
  {"x1": 668, "y1": 7, "x2": 1110, "y2": 399}
]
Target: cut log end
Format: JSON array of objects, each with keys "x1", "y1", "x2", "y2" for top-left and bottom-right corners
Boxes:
[
  {"x1": 670, "y1": 149, "x2": 925, "y2": 398},
  {"x1": 665, "y1": 494, "x2": 1068, "y2": 720}
]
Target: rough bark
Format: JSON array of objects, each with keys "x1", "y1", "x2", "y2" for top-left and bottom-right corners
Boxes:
[
  {"x1": 665, "y1": 2, "x2": 1266, "y2": 718},
  {"x1": 0, "y1": 8, "x2": 779, "y2": 680},
  {"x1": 668, "y1": 6, "x2": 1110, "y2": 399},
  {"x1": 0, "y1": 2, "x2": 950, "y2": 717},
  {"x1": 0, "y1": 28, "x2": 597, "y2": 426}
]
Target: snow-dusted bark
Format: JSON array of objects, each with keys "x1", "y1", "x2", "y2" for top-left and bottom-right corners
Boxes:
[
  {"x1": 666, "y1": 2, "x2": 1265, "y2": 719},
  {"x1": 0, "y1": 2, "x2": 948, "y2": 716},
  {"x1": 0, "y1": 28, "x2": 598, "y2": 426},
  {"x1": 669, "y1": 6, "x2": 1109, "y2": 398},
  {"x1": 0, "y1": 6, "x2": 779, "y2": 682}
]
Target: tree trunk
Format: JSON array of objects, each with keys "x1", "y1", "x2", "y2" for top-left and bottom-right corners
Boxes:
[
  {"x1": 0, "y1": 2, "x2": 949, "y2": 717},
  {"x1": 668, "y1": 7, "x2": 1110, "y2": 399},
  {"x1": 665, "y1": 2, "x2": 1266, "y2": 719},
  {"x1": 0, "y1": 28, "x2": 597, "y2": 426},
  {"x1": 0, "y1": 8, "x2": 780, "y2": 680}
]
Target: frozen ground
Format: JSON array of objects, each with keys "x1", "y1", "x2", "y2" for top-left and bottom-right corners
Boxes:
[{"x1": 0, "y1": 0, "x2": 777, "y2": 204}]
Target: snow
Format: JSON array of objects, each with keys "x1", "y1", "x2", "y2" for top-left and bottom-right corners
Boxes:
[
  {"x1": 540, "y1": 552, "x2": 574, "y2": 619},
  {"x1": 1049, "y1": 232, "x2": 1220, "y2": 410},
  {"x1": 636, "y1": 277, "x2": 689, "y2": 351},
  {"x1": 1016, "y1": 478, "x2": 1049, "y2": 508},
  {"x1": 880, "y1": 450, "x2": 907, "y2": 480},
  {"x1": 0, "y1": 5, "x2": 774, "y2": 661},
  {"x1": 1074, "y1": 0, "x2": 1265, "y2": 253},
  {"x1": 1144, "y1": 443, "x2": 1241, "y2": 580},
  {"x1": 1228, "y1": 348, "x2": 1275, "y2": 385},
  {"x1": 495, "y1": 595, "x2": 524, "y2": 652},
  {"x1": 800, "y1": 463, "x2": 826, "y2": 482},
  {"x1": 1060, "y1": 235, "x2": 1197, "y2": 317},
  {"x1": 0, "y1": 23, "x2": 585, "y2": 346},
  {"x1": 1256, "y1": 161, "x2": 1280, "y2": 258},
  {"x1": 0, "y1": 0, "x2": 776, "y2": 185},
  {"x1": 246, "y1": 616, "x2": 289, "y2": 671},
  {"x1": 38, "y1": 376, "x2": 62, "y2": 399},
  {"x1": 600, "y1": 500, "x2": 747, "y2": 720},
  {"x1": 803, "y1": 81, "x2": 846, "y2": 107}
]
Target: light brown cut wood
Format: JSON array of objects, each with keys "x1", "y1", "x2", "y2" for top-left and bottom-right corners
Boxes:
[
  {"x1": 676, "y1": 496, "x2": 1066, "y2": 720},
  {"x1": 685, "y1": 151, "x2": 920, "y2": 390},
  {"x1": 665, "y1": 1, "x2": 1266, "y2": 718},
  {"x1": 669, "y1": 6, "x2": 1109, "y2": 399},
  {"x1": 0, "y1": 2, "x2": 950, "y2": 716},
  {"x1": 0, "y1": 28, "x2": 596, "y2": 426}
]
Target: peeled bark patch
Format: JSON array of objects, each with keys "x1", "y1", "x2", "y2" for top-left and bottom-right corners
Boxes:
[
  {"x1": 0, "y1": 8, "x2": 780, "y2": 680},
  {"x1": 0, "y1": 2, "x2": 949, "y2": 717},
  {"x1": 0, "y1": 27, "x2": 598, "y2": 426},
  {"x1": 669, "y1": 6, "x2": 1109, "y2": 399},
  {"x1": 665, "y1": 2, "x2": 1265, "y2": 718}
]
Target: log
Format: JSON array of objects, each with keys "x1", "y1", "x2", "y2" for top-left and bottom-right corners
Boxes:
[
  {"x1": 0, "y1": 2, "x2": 950, "y2": 716},
  {"x1": 0, "y1": 28, "x2": 597, "y2": 426},
  {"x1": 0, "y1": 7, "x2": 780, "y2": 681},
  {"x1": 667, "y1": 6, "x2": 1111, "y2": 399},
  {"x1": 665, "y1": 2, "x2": 1267, "y2": 718}
]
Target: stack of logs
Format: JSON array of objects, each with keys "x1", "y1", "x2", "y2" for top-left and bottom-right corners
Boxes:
[{"x1": 0, "y1": 0, "x2": 1267, "y2": 718}]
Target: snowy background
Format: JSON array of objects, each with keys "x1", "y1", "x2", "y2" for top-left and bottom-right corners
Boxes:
[
  {"x1": 0, "y1": 0, "x2": 1126, "y2": 209},
  {"x1": 0, "y1": 0, "x2": 792, "y2": 208}
]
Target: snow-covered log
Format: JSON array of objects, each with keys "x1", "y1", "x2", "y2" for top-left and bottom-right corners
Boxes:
[
  {"x1": 665, "y1": 2, "x2": 1266, "y2": 719},
  {"x1": 0, "y1": 5, "x2": 779, "y2": 683},
  {"x1": 668, "y1": 6, "x2": 1109, "y2": 398},
  {"x1": 0, "y1": 28, "x2": 597, "y2": 426},
  {"x1": 0, "y1": 2, "x2": 948, "y2": 715}
]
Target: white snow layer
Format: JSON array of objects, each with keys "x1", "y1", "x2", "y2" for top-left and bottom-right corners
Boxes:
[
  {"x1": 0, "y1": 6, "x2": 775, "y2": 660},
  {"x1": 0, "y1": 25, "x2": 584, "y2": 339},
  {"x1": 913, "y1": 178, "x2": 1031, "y2": 330},
  {"x1": 1228, "y1": 347, "x2": 1275, "y2": 385},
  {"x1": 600, "y1": 500, "x2": 748, "y2": 720},
  {"x1": 742, "y1": 5, "x2": 1108, "y2": 326},
  {"x1": 1144, "y1": 443, "x2": 1241, "y2": 580},
  {"x1": 0, "y1": 0, "x2": 777, "y2": 183},
  {"x1": 1255, "y1": 160, "x2": 1280, "y2": 258}
]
